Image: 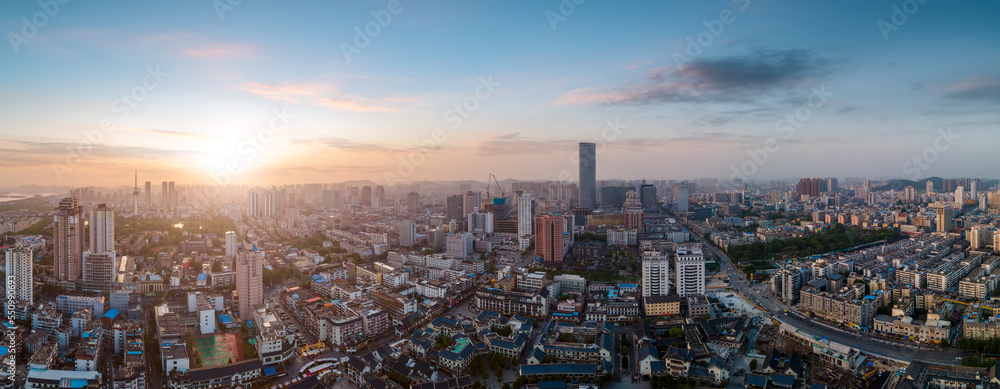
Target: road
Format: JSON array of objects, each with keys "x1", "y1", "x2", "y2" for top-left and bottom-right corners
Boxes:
[{"x1": 689, "y1": 231, "x2": 966, "y2": 366}]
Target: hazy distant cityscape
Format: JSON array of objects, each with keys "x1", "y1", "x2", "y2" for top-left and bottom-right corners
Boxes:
[{"x1": 2, "y1": 1, "x2": 1000, "y2": 389}]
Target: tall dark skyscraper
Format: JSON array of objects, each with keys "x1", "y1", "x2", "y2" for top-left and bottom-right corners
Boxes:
[
  {"x1": 446, "y1": 195, "x2": 464, "y2": 223},
  {"x1": 640, "y1": 184, "x2": 657, "y2": 210},
  {"x1": 578, "y1": 142, "x2": 596, "y2": 209},
  {"x1": 361, "y1": 186, "x2": 372, "y2": 207}
]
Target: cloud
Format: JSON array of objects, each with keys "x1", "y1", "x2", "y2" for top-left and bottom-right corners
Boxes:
[
  {"x1": 306, "y1": 138, "x2": 438, "y2": 154},
  {"x1": 472, "y1": 131, "x2": 829, "y2": 156},
  {"x1": 242, "y1": 82, "x2": 407, "y2": 112},
  {"x1": 118, "y1": 127, "x2": 209, "y2": 139},
  {"x1": 945, "y1": 84, "x2": 1000, "y2": 103},
  {"x1": 559, "y1": 48, "x2": 831, "y2": 106},
  {"x1": 183, "y1": 42, "x2": 257, "y2": 58}
]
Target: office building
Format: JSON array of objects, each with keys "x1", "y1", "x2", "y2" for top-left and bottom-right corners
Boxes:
[
  {"x1": 623, "y1": 191, "x2": 644, "y2": 233},
  {"x1": 89, "y1": 204, "x2": 114, "y2": 254},
  {"x1": 361, "y1": 186, "x2": 372, "y2": 207},
  {"x1": 406, "y1": 192, "x2": 420, "y2": 213},
  {"x1": 534, "y1": 215, "x2": 566, "y2": 265},
  {"x1": 54, "y1": 198, "x2": 85, "y2": 282},
  {"x1": 236, "y1": 247, "x2": 264, "y2": 315},
  {"x1": 446, "y1": 195, "x2": 465, "y2": 224},
  {"x1": 446, "y1": 233, "x2": 474, "y2": 259},
  {"x1": 641, "y1": 251, "x2": 669, "y2": 297},
  {"x1": 600, "y1": 186, "x2": 628, "y2": 210},
  {"x1": 579, "y1": 142, "x2": 597, "y2": 209},
  {"x1": 640, "y1": 184, "x2": 657, "y2": 210},
  {"x1": 463, "y1": 191, "x2": 481, "y2": 217},
  {"x1": 82, "y1": 252, "x2": 116, "y2": 292},
  {"x1": 517, "y1": 194, "x2": 536, "y2": 237},
  {"x1": 926, "y1": 180, "x2": 934, "y2": 194},
  {"x1": 675, "y1": 246, "x2": 705, "y2": 297},
  {"x1": 956, "y1": 186, "x2": 965, "y2": 208},
  {"x1": 5, "y1": 246, "x2": 33, "y2": 306},
  {"x1": 399, "y1": 221, "x2": 416, "y2": 248}
]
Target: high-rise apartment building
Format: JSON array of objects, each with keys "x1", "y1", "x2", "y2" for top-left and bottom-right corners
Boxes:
[
  {"x1": 467, "y1": 212, "x2": 494, "y2": 234},
  {"x1": 398, "y1": 222, "x2": 416, "y2": 248},
  {"x1": 225, "y1": 232, "x2": 238, "y2": 259},
  {"x1": 641, "y1": 251, "x2": 669, "y2": 297},
  {"x1": 54, "y1": 198, "x2": 85, "y2": 282},
  {"x1": 926, "y1": 180, "x2": 934, "y2": 194},
  {"x1": 517, "y1": 194, "x2": 536, "y2": 237},
  {"x1": 674, "y1": 184, "x2": 689, "y2": 213},
  {"x1": 161, "y1": 181, "x2": 168, "y2": 208},
  {"x1": 144, "y1": 181, "x2": 151, "y2": 208},
  {"x1": 578, "y1": 142, "x2": 597, "y2": 209},
  {"x1": 82, "y1": 252, "x2": 116, "y2": 291},
  {"x1": 406, "y1": 192, "x2": 420, "y2": 213},
  {"x1": 534, "y1": 215, "x2": 565, "y2": 266},
  {"x1": 675, "y1": 246, "x2": 705, "y2": 297},
  {"x1": 250, "y1": 190, "x2": 274, "y2": 218},
  {"x1": 90, "y1": 204, "x2": 114, "y2": 254},
  {"x1": 956, "y1": 186, "x2": 965, "y2": 208},
  {"x1": 936, "y1": 204, "x2": 953, "y2": 232},
  {"x1": 236, "y1": 247, "x2": 264, "y2": 315},
  {"x1": 5, "y1": 246, "x2": 33, "y2": 305},
  {"x1": 168, "y1": 181, "x2": 176, "y2": 209}
]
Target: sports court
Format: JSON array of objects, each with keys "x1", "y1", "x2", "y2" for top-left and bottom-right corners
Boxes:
[{"x1": 192, "y1": 333, "x2": 243, "y2": 367}]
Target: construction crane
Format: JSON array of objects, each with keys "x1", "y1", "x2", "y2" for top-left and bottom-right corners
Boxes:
[{"x1": 490, "y1": 173, "x2": 505, "y2": 198}]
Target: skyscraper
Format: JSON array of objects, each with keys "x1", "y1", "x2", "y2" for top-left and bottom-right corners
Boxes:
[
  {"x1": 675, "y1": 246, "x2": 706, "y2": 297},
  {"x1": 90, "y1": 204, "x2": 114, "y2": 254},
  {"x1": 236, "y1": 247, "x2": 264, "y2": 315},
  {"x1": 144, "y1": 181, "x2": 151, "y2": 208},
  {"x1": 641, "y1": 251, "x2": 669, "y2": 297},
  {"x1": 376, "y1": 185, "x2": 385, "y2": 204},
  {"x1": 956, "y1": 186, "x2": 965, "y2": 208},
  {"x1": 82, "y1": 252, "x2": 116, "y2": 292},
  {"x1": 361, "y1": 186, "x2": 372, "y2": 207},
  {"x1": 640, "y1": 184, "x2": 657, "y2": 210},
  {"x1": 463, "y1": 191, "x2": 481, "y2": 217},
  {"x1": 446, "y1": 195, "x2": 464, "y2": 225},
  {"x1": 517, "y1": 194, "x2": 536, "y2": 237},
  {"x1": 623, "y1": 190, "x2": 645, "y2": 233},
  {"x1": 578, "y1": 142, "x2": 596, "y2": 209},
  {"x1": 534, "y1": 215, "x2": 565, "y2": 266},
  {"x1": 936, "y1": 204, "x2": 953, "y2": 232},
  {"x1": 467, "y1": 212, "x2": 494, "y2": 234},
  {"x1": 54, "y1": 198, "x2": 85, "y2": 282},
  {"x1": 225, "y1": 232, "x2": 238, "y2": 259},
  {"x1": 406, "y1": 192, "x2": 420, "y2": 213},
  {"x1": 926, "y1": 180, "x2": 934, "y2": 194},
  {"x1": 674, "y1": 184, "x2": 689, "y2": 213},
  {"x1": 161, "y1": 181, "x2": 168, "y2": 208},
  {"x1": 5, "y1": 246, "x2": 33, "y2": 306},
  {"x1": 168, "y1": 181, "x2": 176, "y2": 210}
]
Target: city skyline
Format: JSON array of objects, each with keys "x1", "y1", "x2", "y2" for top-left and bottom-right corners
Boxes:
[{"x1": 1, "y1": 1, "x2": 999, "y2": 187}]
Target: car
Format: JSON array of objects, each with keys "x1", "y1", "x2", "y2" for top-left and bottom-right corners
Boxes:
[{"x1": 957, "y1": 357, "x2": 963, "y2": 360}]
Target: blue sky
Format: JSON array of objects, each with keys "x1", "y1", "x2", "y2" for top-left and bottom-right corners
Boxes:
[{"x1": 1, "y1": 0, "x2": 998, "y2": 187}]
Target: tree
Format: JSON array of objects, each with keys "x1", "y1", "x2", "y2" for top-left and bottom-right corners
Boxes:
[
  {"x1": 749, "y1": 359, "x2": 758, "y2": 371},
  {"x1": 667, "y1": 327, "x2": 684, "y2": 338}
]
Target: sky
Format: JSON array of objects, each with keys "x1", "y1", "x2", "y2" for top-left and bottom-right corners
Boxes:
[{"x1": 1, "y1": 0, "x2": 998, "y2": 188}]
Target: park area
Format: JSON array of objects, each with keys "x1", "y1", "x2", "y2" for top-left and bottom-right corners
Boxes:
[{"x1": 192, "y1": 333, "x2": 245, "y2": 367}]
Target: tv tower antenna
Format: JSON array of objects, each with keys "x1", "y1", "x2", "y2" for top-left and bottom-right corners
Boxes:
[{"x1": 133, "y1": 170, "x2": 140, "y2": 214}]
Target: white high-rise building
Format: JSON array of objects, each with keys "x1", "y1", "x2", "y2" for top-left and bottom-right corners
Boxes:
[
  {"x1": 971, "y1": 180, "x2": 978, "y2": 200},
  {"x1": 250, "y1": 190, "x2": 274, "y2": 218},
  {"x1": 467, "y1": 212, "x2": 494, "y2": 234},
  {"x1": 399, "y1": 222, "x2": 416, "y2": 248},
  {"x1": 5, "y1": 246, "x2": 33, "y2": 306},
  {"x1": 641, "y1": 251, "x2": 669, "y2": 297},
  {"x1": 956, "y1": 186, "x2": 965, "y2": 208},
  {"x1": 674, "y1": 185, "x2": 689, "y2": 213},
  {"x1": 446, "y1": 233, "x2": 474, "y2": 259},
  {"x1": 517, "y1": 194, "x2": 535, "y2": 237},
  {"x1": 675, "y1": 245, "x2": 705, "y2": 297},
  {"x1": 225, "y1": 232, "x2": 238, "y2": 259},
  {"x1": 89, "y1": 204, "x2": 114, "y2": 254}
]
